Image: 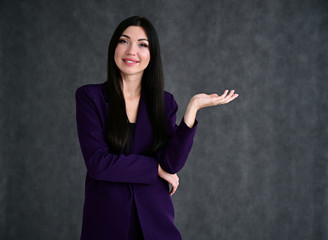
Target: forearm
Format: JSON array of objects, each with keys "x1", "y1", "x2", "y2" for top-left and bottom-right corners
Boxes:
[
  {"x1": 81, "y1": 149, "x2": 159, "y2": 184},
  {"x1": 157, "y1": 118, "x2": 198, "y2": 173},
  {"x1": 183, "y1": 101, "x2": 198, "y2": 128}
]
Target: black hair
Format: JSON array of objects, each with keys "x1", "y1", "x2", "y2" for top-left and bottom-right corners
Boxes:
[{"x1": 106, "y1": 16, "x2": 167, "y2": 155}]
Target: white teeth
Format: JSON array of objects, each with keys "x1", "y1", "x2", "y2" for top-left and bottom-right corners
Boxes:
[{"x1": 124, "y1": 60, "x2": 137, "y2": 63}]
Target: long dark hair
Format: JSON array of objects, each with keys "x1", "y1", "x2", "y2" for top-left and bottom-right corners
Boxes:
[{"x1": 106, "y1": 16, "x2": 167, "y2": 155}]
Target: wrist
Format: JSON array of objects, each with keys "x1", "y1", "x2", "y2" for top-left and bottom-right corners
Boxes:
[
  {"x1": 184, "y1": 104, "x2": 198, "y2": 128},
  {"x1": 186, "y1": 100, "x2": 199, "y2": 112}
]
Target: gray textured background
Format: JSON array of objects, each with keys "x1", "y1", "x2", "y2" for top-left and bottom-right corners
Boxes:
[{"x1": 1, "y1": 0, "x2": 327, "y2": 239}]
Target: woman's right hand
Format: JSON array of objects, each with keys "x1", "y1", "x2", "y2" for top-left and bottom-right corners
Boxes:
[{"x1": 158, "y1": 165, "x2": 179, "y2": 196}]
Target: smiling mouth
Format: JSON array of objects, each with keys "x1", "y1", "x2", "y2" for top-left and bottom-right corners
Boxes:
[{"x1": 123, "y1": 59, "x2": 139, "y2": 63}]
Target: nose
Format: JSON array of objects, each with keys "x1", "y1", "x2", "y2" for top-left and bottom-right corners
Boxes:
[{"x1": 127, "y1": 43, "x2": 137, "y2": 55}]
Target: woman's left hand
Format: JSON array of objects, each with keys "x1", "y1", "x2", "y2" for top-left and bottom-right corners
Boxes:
[
  {"x1": 183, "y1": 90, "x2": 239, "y2": 128},
  {"x1": 189, "y1": 90, "x2": 238, "y2": 110}
]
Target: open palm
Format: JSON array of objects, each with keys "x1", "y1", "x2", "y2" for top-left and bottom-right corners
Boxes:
[{"x1": 191, "y1": 90, "x2": 238, "y2": 110}]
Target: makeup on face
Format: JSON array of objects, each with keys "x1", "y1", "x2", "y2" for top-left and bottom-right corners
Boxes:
[{"x1": 114, "y1": 26, "x2": 151, "y2": 78}]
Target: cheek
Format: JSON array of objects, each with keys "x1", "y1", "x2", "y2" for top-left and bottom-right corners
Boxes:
[
  {"x1": 114, "y1": 47, "x2": 122, "y2": 65},
  {"x1": 115, "y1": 45, "x2": 127, "y2": 56},
  {"x1": 141, "y1": 51, "x2": 151, "y2": 64}
]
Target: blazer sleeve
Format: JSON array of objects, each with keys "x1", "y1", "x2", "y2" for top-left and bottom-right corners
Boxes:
[
  {"x1": 75, "y1": 86, "x2": 158, "y2": 184},
  {"x1": 157, "y1": 93, "x2": 198, "y2": 174}
]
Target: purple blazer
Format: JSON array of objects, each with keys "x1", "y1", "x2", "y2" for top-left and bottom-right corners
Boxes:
[{"x1": 75, "y1": 82, "x2": 198, "y2": 240}]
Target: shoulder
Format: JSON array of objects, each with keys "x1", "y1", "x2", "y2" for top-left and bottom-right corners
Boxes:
[
  {"x1": 75, "y1": 82, "x2": 107, "y2": 101},
  {"x1": 164, "y1": 91, "x2": 176, "y2": 103},
  {"x1": 75, "y1": 82, "x2": 106, "y2": 96},
  {"x1": 164, "y1": 91, "x2": 178, "y2": 114},
  {"x1": 164, "y1": 90, "x2": 173, "y2": 99}
]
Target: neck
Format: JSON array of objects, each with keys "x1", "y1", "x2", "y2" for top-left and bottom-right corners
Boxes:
[{"x1": 121, "y1": 73, "x2": 142, "y2": 99}]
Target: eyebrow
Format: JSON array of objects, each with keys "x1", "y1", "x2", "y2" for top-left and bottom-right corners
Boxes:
[{"x1": 121, "y1": 34, "x2": 149, "y2": 42}]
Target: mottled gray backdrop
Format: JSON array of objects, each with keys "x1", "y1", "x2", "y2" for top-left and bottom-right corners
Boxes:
[{"x1": 1, "y1": 0, "x2": 327, "y2": 239}]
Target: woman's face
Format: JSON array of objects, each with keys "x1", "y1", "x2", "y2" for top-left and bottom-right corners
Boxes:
[{"x1": 114, "y1": 26, "x2": 150, "y2": 79}]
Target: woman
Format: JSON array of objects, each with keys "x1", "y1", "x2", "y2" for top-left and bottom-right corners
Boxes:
[{"x1": 75, "y1": 16, "x2": 238, "y2": 240}]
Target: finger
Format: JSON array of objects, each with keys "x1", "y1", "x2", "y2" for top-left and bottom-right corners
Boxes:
[
  {"x1": 170, "y1": 180, "x2": 179, "y2": 196},
  {"x1": 218, "y1": 90, "x2": 229, "y2": 99},
  {"x1": 209, "y1": 93, "x2": 219, "y2": 98},
  {"x1": 228, "y1": 93, "x2": 239, "y2": 101},
  {"x1": 170, "y1": 184, "x2": 177, "y2": 196},
  {"x1": 219, "y1": 90, "x2": 234, "y2": 101},
  {"x1": 209, "y1": 93, "x2": 237, "y2": 106},
  {"x1": 227, "y1": 90, "x2": 235, "y2": 98},
  {"x1": 223, "y1": 93, "x2": 239, "y2": 102},
  {"x1": 219, "y1": 90, "x2": 236, "y2": 100},
  {"x1": 218, "y1": 93, "x2": 239, "y2": 104},
  {"x1": 206, "y1": 93, "x2": 227, "y2": 105}
]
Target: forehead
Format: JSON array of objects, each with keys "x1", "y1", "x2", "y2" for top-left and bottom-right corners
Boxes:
[{"x1": 121, "y1": 26, "x2": 148, "y2": 40}]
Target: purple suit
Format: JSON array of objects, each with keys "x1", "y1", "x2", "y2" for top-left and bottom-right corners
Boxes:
[{"x1": 75, "y1": 82, "x2": 198, "y2": 239}]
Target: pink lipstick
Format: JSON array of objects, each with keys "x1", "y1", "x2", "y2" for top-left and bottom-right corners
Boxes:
[{"x1": 123, "y1": 58, "x2": 139, "y2": 66}]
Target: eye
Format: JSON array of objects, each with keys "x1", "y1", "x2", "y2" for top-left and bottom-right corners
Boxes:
[
  {"x1": 139, "y1": 43, "x2": 149, "y2": 48},
  {"x1": 118, "y1": 39, "x2": 128, "y2": 44}
]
